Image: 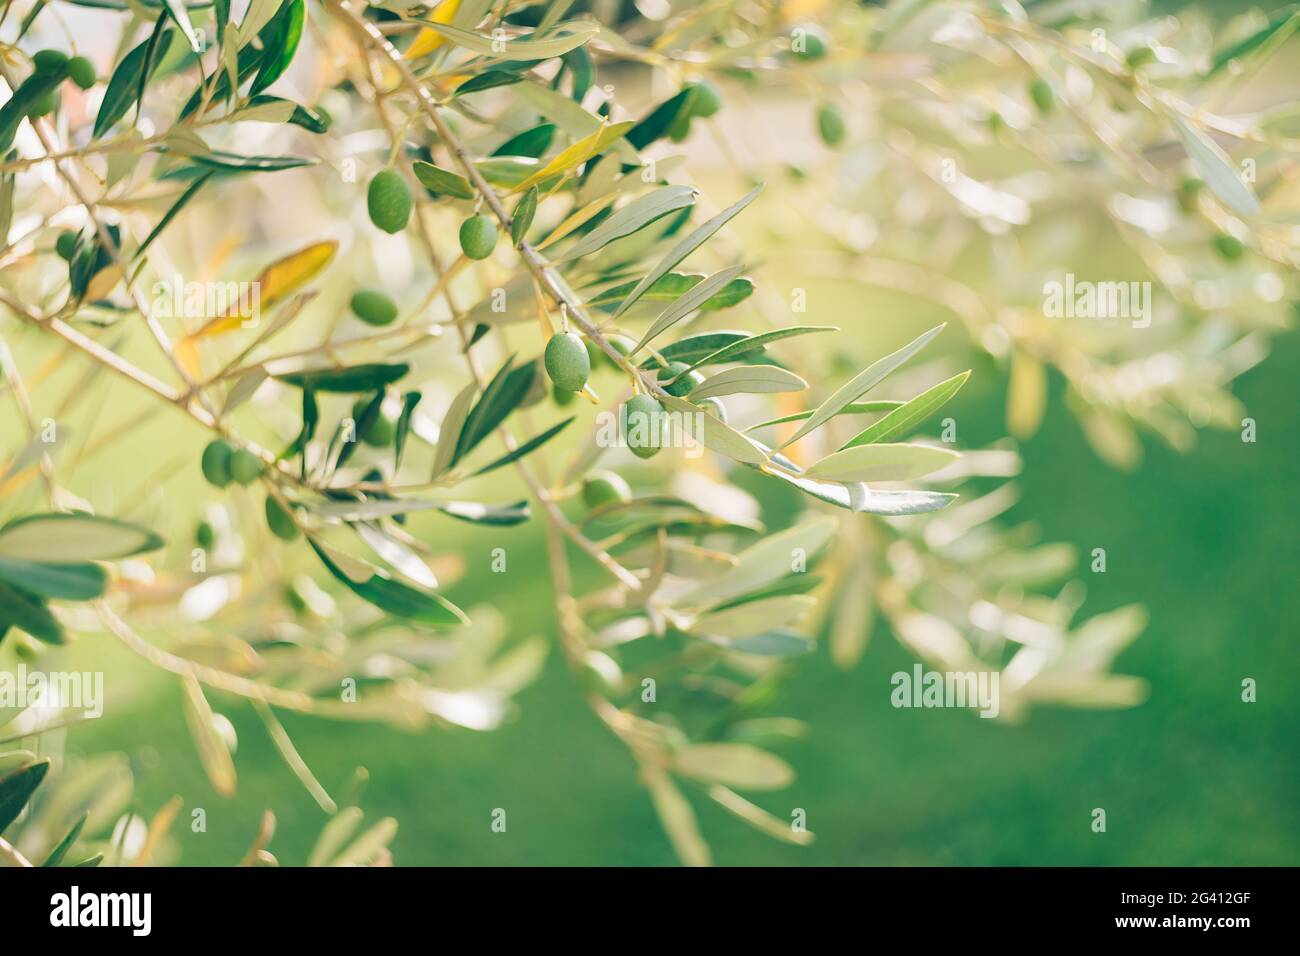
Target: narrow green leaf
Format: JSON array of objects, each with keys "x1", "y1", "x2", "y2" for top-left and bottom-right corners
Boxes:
[
  {"x1": 0, "y1": 513, "x2": 164, "y2": 563},
  {"x1": 452, "y1": 358, "x2": 537, "y2": 465},
  {"x1": 276, "y1": 363, "x2": 409, "y2": 393},
  {"x1": 471, "y1": 418, "x2": 574, "y2": 477},
  {"x1": 134, "y1": 172, "x2": 213, "y2": 261},
  {"x1": 0, "y1": 558, "x2": 107, "y2": 600},
  {"x1": 493, "y1": 123, "x2": 555, "y2": 158},
  {"x1": 779, "y1": 324, "x2": 946, "y2": 449},
  {"x1": 557, "y1": 185, "x2": 697, "y2": 261},
  {"x1": 431, "y1": 382, "x2": 477, "y2": 479},
  {"x1": 310, "y1": 541, "x2": 469, "y2": 626},
  {"x1": 0, "y1": 582, "x2": 63, "y2": 644},
  {"x1": 611, "y1": 185, "x2": 762, "y2": 321},
  {"x1": 1172, "y1": 116, "x2": 1260, "y2": 217},
  {"x1": 677, "y1": 326, "x2": 836, "y2": 377},
  {"x1": 41, "y1": 813, "x2": 88, "y2": 867},
  {"x1": 803, "y1": 442, "x2": 959, "y2": 482},
  {"x1": 393, "y1": 391, "x2": 422, "y2": 471},
  {"x1": 431, "y1": 500, "x2": 532, "y2": 526},
  {"x1": 249, "y1": 0, "x2": 304, "y2": 95},
  {"x1": 633, "y1": 265, "x2": 745, "y2": 353},
  {"x1": 94, "y1": 25, "x2": 171, "y2": 139},
  {"x1": 416, "y1": 20, "x2": 599, "y2": 59},
  {"x1": 658, "y1": 395, "x2": 769, "y2": 465},
  {"x1": 744, "y1": 401, "x2": 902, "y2": 432},
  {"x1": 677, "y1": 516, "x2": 836, "y2": 607},
  {"x1": 840, "y1": 370, "x2": 970, "y2": 448},
  {"x1": 412, "y1": 161, "x2": 475, "y2": 200},
  {"x1": 690, "y1": 365, "x2": 807, "y2": 400},
  {"x1": 161, "y1": 0, "x2": 203, "y2": 52},
  {"x1": 0, "y1": 759, "x2": 50, "y2": 833},
  {"x1": 512, "y1": 187, "x2": 538, "y2": 246}
]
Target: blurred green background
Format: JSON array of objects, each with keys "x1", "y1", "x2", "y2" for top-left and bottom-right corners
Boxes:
[
  {"x1": 15, "y1": 0, "x2": 1296, "y2": 867},
  {"x1": 58, "y1": 309, "x2": 1298, "y2": 866}
]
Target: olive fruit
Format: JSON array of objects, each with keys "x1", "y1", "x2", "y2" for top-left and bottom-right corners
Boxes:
[
  {"x1": 791, "y1": 25, "x2": 829, "y2": 60},
  {"x1": 265, "y1": 496, "x2": 300, "y2": 541},
  {"x1": 67, "y1": 56, "x2": 96, "y2": 90},
  {"x1": 686, "y1": 81, "x2": 721, "y2": 118},
  {"x1": 622, "y1": 393, "x2": 665, "y2": 459},
  {"x1": 1213, "y1": 233, "x2": 1245, "y2": 261},
  {"x1": 367, "y1": 170, "x2": 412, "y2": 234},
  {"x1": 350, "y1": 289, "x2": 398, "y2": 326},
  {"x1": 657, "y1": 361, "x2": 703, "y2": 397},
  {"x1": 32, "y1": 50, "x2": 68, "y2": 75},
  {"x1": 228, "y1": 448, "x2": 263, "y2": 485},
  {"x1": 201, "y1": 440, "x2": 234, "y2": 487},
  {"x1": 55, "y1": 230, "x2": 79, "y2": 261},
  {"x1": 581, "y1": 470, "x2": 632, "y2": 510},
  {"x1": 1176, "y1": 177, "x2": 1203, "y2": 214},
  {"x1": 195, "y1": 520, "x2": 216, "y2": 549},
  {"x1": 351, "y1": 397, "x2": 396, "y2": 446},
  {"x1": 1028, "y1": 78, "x2": 1054, "y2": 114},
  {"x1": 816, "y1": 103, "x2": 845, "y2": 147},
  {"x1": 459, "y1": 214, "x2": 498, "y2": 260},
  {"x1": 544, "y1": 331, "x2": 590, "y2": 393},
  {"x1": 552, "y1": 383, "x2": 575, "y2": 406}
]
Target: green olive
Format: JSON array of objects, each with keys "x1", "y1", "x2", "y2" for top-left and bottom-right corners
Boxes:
[
  {"x1": 200, "y1": 440, "x2": 234, "y2": 488},
  {"x1": 265, "y1": 496, "x2": 300, "y2": 541},
  {"x1": 55, "y1": 230, "x2": 79, "y2": 261},
  {"x1": 228, "y1": 448, "x2": 263, "y2": 485},
  {"x1": 622, "y1": 393, "x2": 665, "y2": 459},
  {"x1": 657, "y1": 361, "x2": 703, "y2": 397},
  {"x1": 816, "y1": 103, "x2": 845, "y2": 147},
  {"x1": 195, "y1": 520, "x2": 215, "y2": 549},
  {"x1": 581, "y1": 470, "x2": 632, "y2": 510},
  {"x1": 791, "y1": 25, "x2": 829, "y2": 60},
  {"x1": 686, "y1": 81, "x2": 722, "y2": 118},
  {"x1": 367, "y1": 170, "x2": 412, "y2": 234},
  {"x1": 1213, "y1": 233, "x2": 1245, "y2": 261},
  {"x1": 32, "y1": 50, "x2": 68, "y2": 75},
  {"x1": 1028, "y1": 78, "x2": 1054, "y2": 114},
  {"x1": 67, "y1": 56, "x2": 96, "y2": 90},
  {"x1": 459, "y1": 214, "x2": 498, "y2": 260},
  {"x1": 350, "y1": 289, "x2": 398, "y2": 326},
  {"x1": 544, "y1": 331, "x2": 591, "y2": 393}
]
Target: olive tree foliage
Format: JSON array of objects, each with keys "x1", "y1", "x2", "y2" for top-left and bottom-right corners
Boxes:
[{"x1": 6, "y1": 0, "x2": 1266, "y2": 867}]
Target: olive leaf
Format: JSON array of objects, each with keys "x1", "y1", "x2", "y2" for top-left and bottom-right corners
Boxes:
[
  {"x1": 633, "y1": 265, "x2": 746, "y2": 353},
  {"x1": 180, "y1": 674, "x2": 237, "y2": 797},
  {"x1": 803, "y1": 442, "x2": 960, "y2": 482},
  {"x1": 778, "y1": 323, "x2": 946, "y2": 449},
  {"x1": 493, "y1": 123, "x2": 555, "y2": 158},
  {"x1": 276, "y1": 363, "x2": 410, "y2": 393},
  {"x1": 673, "y1": 743, "x2": 794, "y2": 791},
  {"x1": 611, "y1": 185, "x2": 762, "y2": 321},
  {"x1": 249, "y1": 0, "x2": 304, "y2": 95},
  {"x1": 414, "y1": 20, "x2": 599, "y2": 59},
  {"x1": 0, "y1": 513, "x2": 164, "y2": 563},
  {"x1": 94, "y1": 22, "x2": 172, "y2": 139},
  {"x1": 556, "y1": 185, "x2": 697, "y2": 261},
  {"x1": 511, "y1": 187, "x2": 539, "y2": 246},
  {"x1": 840, "y1": 370, "x2": 970, "y2": 448},
  {"x1": 689, "y1": 365, "x2": 808, "y2": 400},
  {"x1": 412, "y1": 161, "x2": 475, "y2": 199},
  {"x1": 451, "y1": 357, "x2": 537, "y2": 465},
  {"x1": 0, "y1": 558, "x2": 107, "y2": 601},
  {"x1": 310, "y1": 540, "x2": 468, "y2": 626},
  {"x1": 0, "y1": 758, "x2": 50, "y2": 832}
]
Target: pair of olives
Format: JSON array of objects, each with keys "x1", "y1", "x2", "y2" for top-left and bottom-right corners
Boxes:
[
  {"x1": 201, "y1": 439, "x2": 262, "y2": 488},
  {"x1": 367, "y1": 171, "x2": 499, "y2": 260}
]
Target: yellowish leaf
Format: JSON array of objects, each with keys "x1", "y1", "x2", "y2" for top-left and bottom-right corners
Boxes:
[
  {"x1": 188, "y1": 240, "x2": 336, "y2": 340},
  {"x1": 406, "y1": 0, "x2": 461, "y2": 59},
  {"x1": 511, "y1": 121, "x2": 635, "y2": 193}
]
